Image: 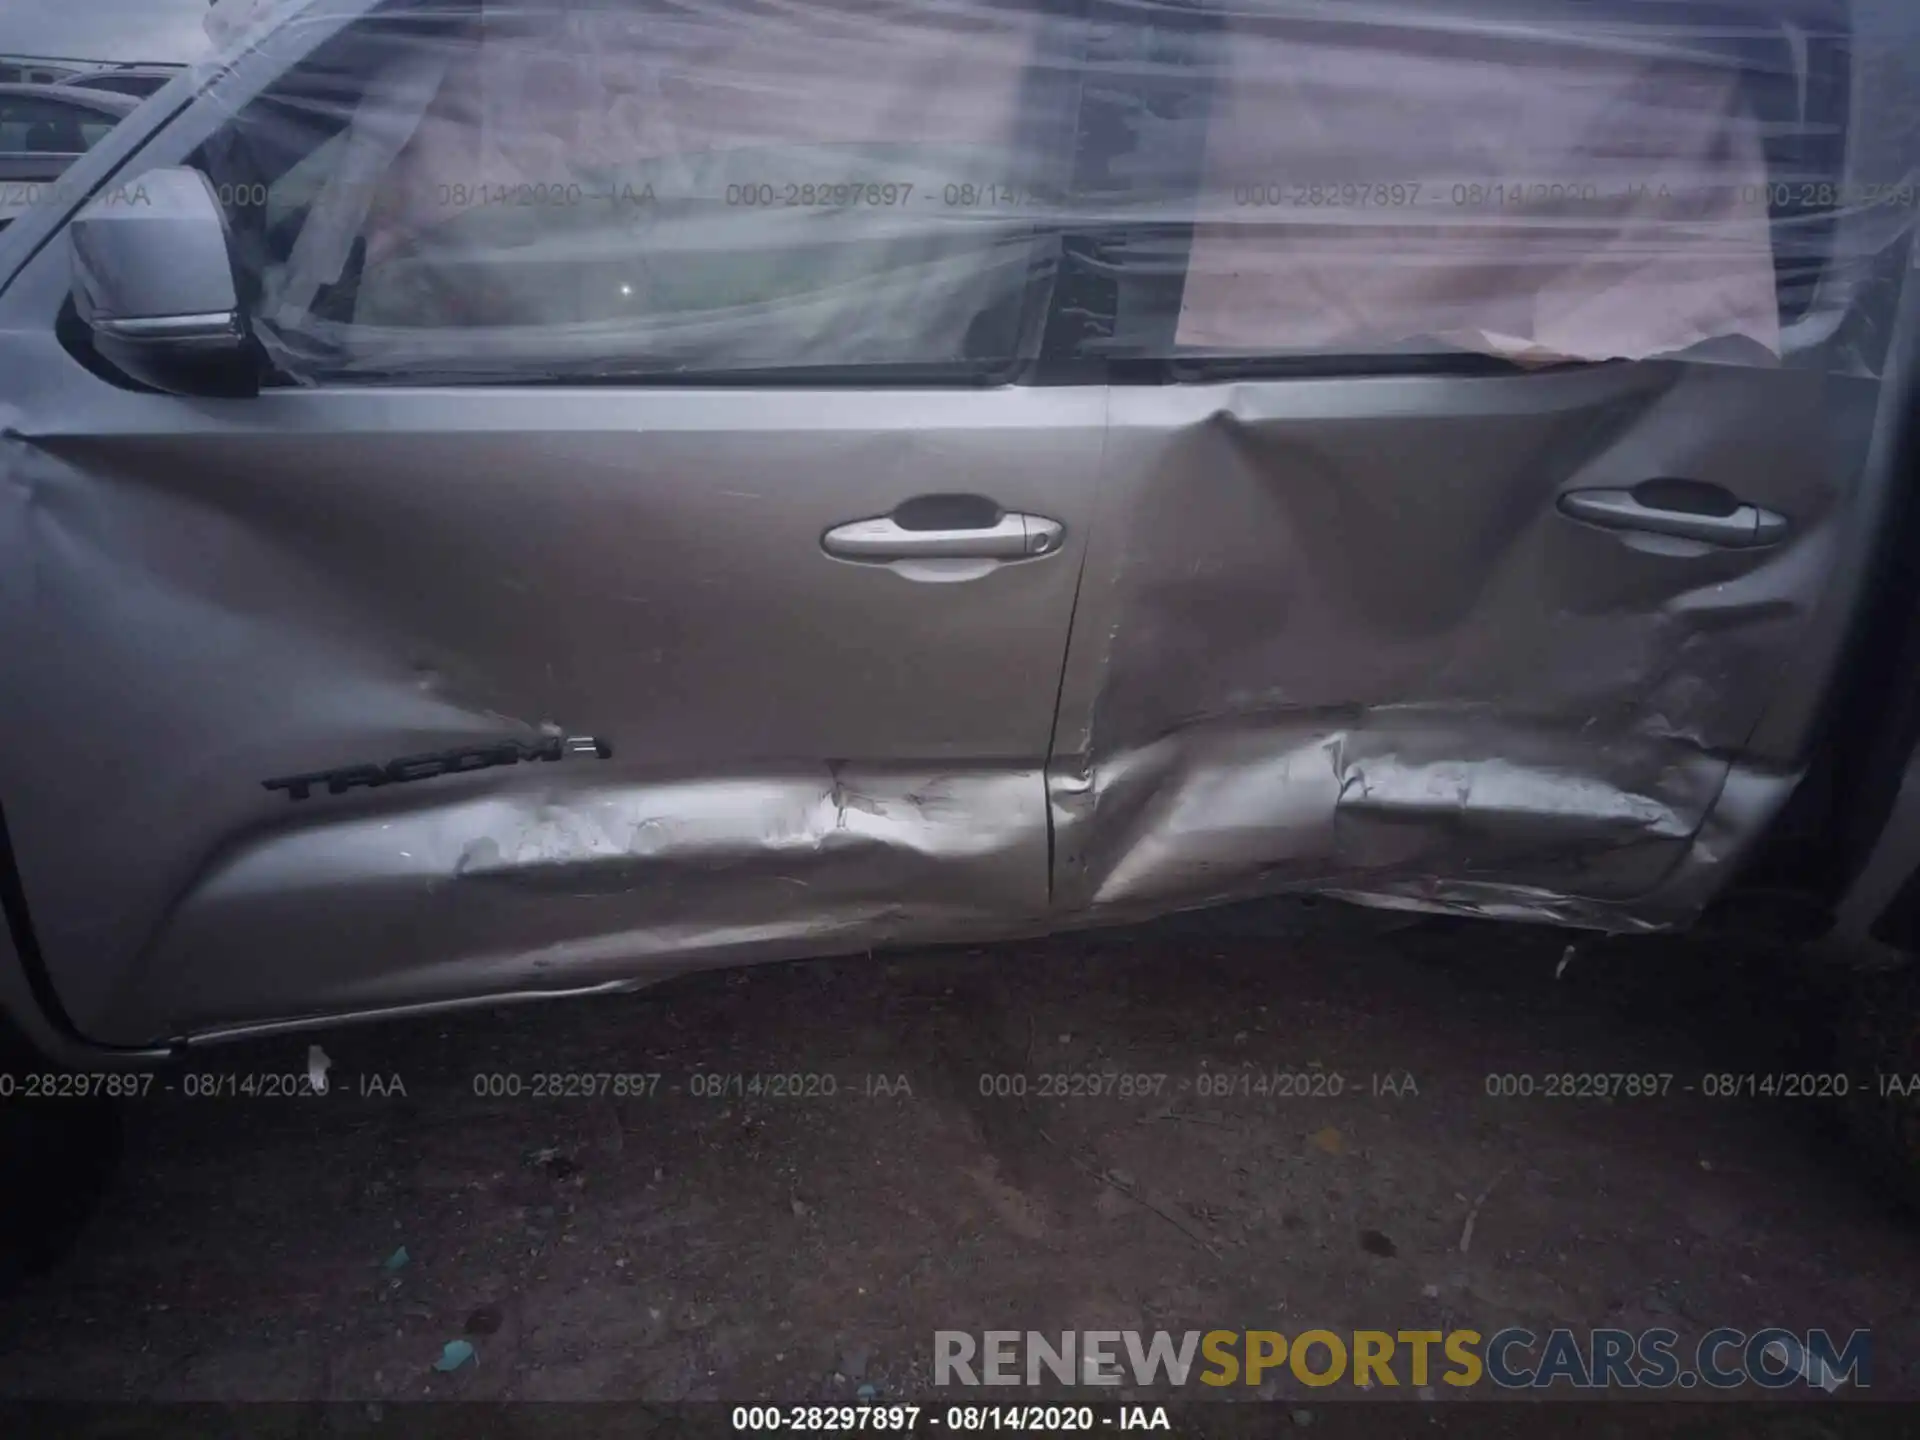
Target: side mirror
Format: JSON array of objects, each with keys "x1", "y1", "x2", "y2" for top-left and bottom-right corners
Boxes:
[{"x1": 69, "y1": 166, "x2": 257, "y2": 397}]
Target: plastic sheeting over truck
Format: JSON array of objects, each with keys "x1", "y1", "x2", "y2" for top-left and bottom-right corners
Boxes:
[{"x1": 199, "y1": 0, "x2": 1910, "y2": 383}]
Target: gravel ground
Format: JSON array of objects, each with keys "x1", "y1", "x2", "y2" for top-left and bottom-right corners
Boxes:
[{"x1": 1, "y1": 900, "x2": 1916, "y2": 1404}]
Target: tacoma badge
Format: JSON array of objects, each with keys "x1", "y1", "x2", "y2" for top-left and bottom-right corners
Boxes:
[{"x1": 264, "y1": 735, "x2": 612, "y2": 802}]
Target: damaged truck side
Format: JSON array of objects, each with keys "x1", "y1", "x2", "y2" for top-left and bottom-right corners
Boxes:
[{"x1": 3, "y1": 0, "x2": 1920, "y2": 1215}]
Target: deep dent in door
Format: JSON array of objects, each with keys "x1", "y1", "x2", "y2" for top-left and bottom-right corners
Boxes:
[{"x1": 1045, "y1": 361, "x2": 1880, "y2": 931}]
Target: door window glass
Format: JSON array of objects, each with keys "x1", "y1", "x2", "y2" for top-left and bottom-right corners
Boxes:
[
  {"x1": 1060, "y1": 0, "x2": 1893, "y2": 372},
  {"x1": 197, "y1": 0, "x2": 1079, "y2": 384}
]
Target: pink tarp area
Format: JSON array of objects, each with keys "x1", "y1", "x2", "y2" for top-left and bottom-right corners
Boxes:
[{"x1": 1176, "y1": 13, "x2": 1782, "y2": 364}]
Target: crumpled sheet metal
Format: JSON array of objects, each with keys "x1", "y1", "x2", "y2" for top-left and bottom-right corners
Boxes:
[
  {"x1": 188, "y1": 0, "x2": 1912, "y2": 381},
  {"x1": 137, "y1": 767, "x2": 1049, "y2": 1038},
  {"x1": 1051, "y1": 713, "x2": 1735, "y2": 930},
  {"x1": 1048, "y1": 359, "x2": 1883, "y2": 931}
]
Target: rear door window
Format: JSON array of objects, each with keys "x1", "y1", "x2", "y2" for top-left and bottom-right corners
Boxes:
[{"x1": 1046, "y1": 0, "x2": 1896, "y2": 375}]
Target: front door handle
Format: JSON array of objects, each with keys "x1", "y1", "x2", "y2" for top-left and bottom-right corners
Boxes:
[
  {"x1": 822, "y1": 506, "x2": 1064, "y2": 563},
  {"x1": 1558, "y1": 481, "x2": 1788, "y2": 549}
]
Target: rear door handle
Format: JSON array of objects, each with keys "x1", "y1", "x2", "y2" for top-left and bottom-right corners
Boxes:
[
  {"x1": 823, "y1": 506, "x2": 1064, "y2": 563},
  {"x1": 1558, "y1": 481, "x2": 1788, "y2": 549}
]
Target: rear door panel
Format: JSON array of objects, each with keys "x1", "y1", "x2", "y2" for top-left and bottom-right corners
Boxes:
[
  {"x1": 1045, "y1": 0, "x2": 1914, "y2": 929},
  {"x1": 1051, "y1": 361, "x2": 1883, "y2": 924}
]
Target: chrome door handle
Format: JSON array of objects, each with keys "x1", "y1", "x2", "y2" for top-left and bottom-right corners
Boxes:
[
  {"x1": 822, "y1": 511, "x2": 1065, "y2": 563},
  {"x1": 1558, "y1": 482, "x2": 1788, "y2": 549}
]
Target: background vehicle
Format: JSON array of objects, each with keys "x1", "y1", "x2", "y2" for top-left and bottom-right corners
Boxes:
[
  {"x1": 0, "y1": 57, "x2": 86, "y2": 86},
  {"x1": 0, "y1": 83, "x2": 135, "y2": 230},
  {"x1": 54, "y1": 64, "x2": 188, "y2": 100},
  {"x1": 1, "y1": 0, "x2": 1918, "y2": 1231}
]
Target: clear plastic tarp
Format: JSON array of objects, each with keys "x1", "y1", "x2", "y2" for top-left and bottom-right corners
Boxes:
[{"x1": 192, "y1": 0, "x2": 1916, "y2": 381}]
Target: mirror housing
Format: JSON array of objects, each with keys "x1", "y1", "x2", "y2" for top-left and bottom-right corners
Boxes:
[{"x1": 69, "y1": 167, "x2": 257, "y2": 397}]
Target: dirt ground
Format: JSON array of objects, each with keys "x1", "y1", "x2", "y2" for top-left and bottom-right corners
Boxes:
[{"x1": 1, "y1": 900, "x2": 1917, "y2": 1404}]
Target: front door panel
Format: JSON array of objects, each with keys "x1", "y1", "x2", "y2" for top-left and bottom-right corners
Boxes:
[
  {"x1": 0, "y1": 341, "x2": 1103, "y2": 1042},
  {"x1": 0, "y1": 0, "x2": 1106, "y2": 1045}
]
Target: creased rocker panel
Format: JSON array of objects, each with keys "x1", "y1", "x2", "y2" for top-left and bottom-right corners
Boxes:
[{"x1": 0, "y1": 0, "x2": 1913, "y2": 1050}]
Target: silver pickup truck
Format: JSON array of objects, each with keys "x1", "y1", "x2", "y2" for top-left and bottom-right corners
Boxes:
[{"x1": 2, "y1": 0, "x2": 1918, "y2": 1279}]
